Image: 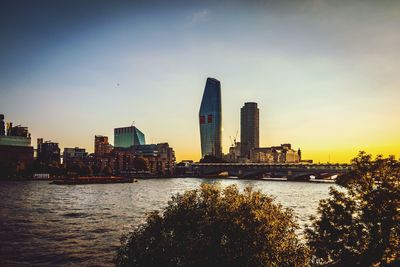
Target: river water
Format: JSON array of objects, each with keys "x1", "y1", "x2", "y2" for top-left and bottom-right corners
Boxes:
[{"x1": 0, "y1": 178, "x2": 334, "y2": 266}]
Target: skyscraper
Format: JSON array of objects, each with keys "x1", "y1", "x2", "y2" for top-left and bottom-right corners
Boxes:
[
  {"x1": 241, "y1": 102, "x2": 259, "y2": 158},
  {"x1": 114, "y1": 126, "x2": 145, "y2": 148},
  {"x1": 199, "y1": 77, "x2": 222, "y2": 158}
]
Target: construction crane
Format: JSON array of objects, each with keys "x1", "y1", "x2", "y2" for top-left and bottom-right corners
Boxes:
[{"x1": 230, "y1": 130, "x2": 239, "y2": 147}]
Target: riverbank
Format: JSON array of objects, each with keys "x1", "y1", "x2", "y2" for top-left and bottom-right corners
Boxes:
[{"x1": 0, "y1": 175, "x2": 336, "y2": 183}]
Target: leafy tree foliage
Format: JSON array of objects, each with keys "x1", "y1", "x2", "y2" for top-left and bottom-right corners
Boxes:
[
  {"x1": 117, "y1": 183, "x2": 310, "y2": 267},
  {"x1": 0, "y1": 161, "x2": 18, "y2": 178},
  {"x1": 306, "y1": 152, "x2": 400, "y2": 266},
  {"x1": 102, "y1": 165, "x2": 113, "y2": 176},
  {"x1": 133, "y1": 157, "x2": 148, "y2": 171},
  {"x1": 32, "y1": 159, "x2": 65, "y2": 176}
]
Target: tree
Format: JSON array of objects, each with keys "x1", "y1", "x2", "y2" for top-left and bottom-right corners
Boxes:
[
  {"x1": 81, "y1": 165, "x2": 93, "y2": 176},
  {"x1": 117, "y1": 183, "x2": 310, "y2": 267},
  {"x1": 102, "y1": 165, "x2": 113, "y2": 176},
  {"x1": 0, "y1": 161, "x2": 17, "y2": 178},
  {"x1": 133, "y1": 157, "x2": 148, "y2": 171},
  {"x1": 306, "y1": 152, "x2": 400, "y2": 266}
]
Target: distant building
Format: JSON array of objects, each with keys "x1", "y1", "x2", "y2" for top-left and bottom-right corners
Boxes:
[
  {"x1": 175, "y1": 160, "x2": 194, "y2": 176},
  {"x1": 0, "y1": 114, "x2": 5, "y2": 136},
  {"x1": 110, "y1": 143, "x2": 176, "y2": 176},
  {"x1": 63, "y1": 147, "x2": 88, "y2": 167},
  {"x1": 94, "y1": 135, "x2": 113, "y2": 155},
  {"x1": 37, "y1": 139, "x2": 61, "y2": 165},
  {"x1": 225, "y1": 141, "x2": 241, "y2": 162},
  {"x1": 114, "y1": 126, "x2": 145, "y2": 148},
  {"x1": 0, "y1": 115, "x2": 34, "y2": 171},
  {"x1": 199, "y1": 77, "x2": 222, "y2": 158},
  {"x1": 241, "y1": 102, "x2": 259, "y2": 158},
  {"x1": 156, "y1": 143, "x2": 176, "y2": 175},
  {"x1": 0, "y1": 121, "x2": 32, "y2": 147},
  {"x1": 250, "y1": 144, "x2": 301, "y2": 163}
]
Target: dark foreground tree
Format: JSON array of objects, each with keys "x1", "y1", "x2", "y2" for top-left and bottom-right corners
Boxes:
[
  {"x1": 306, "y1": 152, "x2": 400, "y2": 266},
  {"x1": 117, "y1": 183, "x2": 310, "y2": 267}
]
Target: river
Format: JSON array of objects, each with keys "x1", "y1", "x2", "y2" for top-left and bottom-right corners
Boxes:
[{"x1": 0, "y1": 178, "x2": 334, "y2": 266}]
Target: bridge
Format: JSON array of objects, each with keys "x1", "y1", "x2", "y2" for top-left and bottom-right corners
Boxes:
[{"x1": 192, "y1": 163, "x2": 352, "y2": 181}]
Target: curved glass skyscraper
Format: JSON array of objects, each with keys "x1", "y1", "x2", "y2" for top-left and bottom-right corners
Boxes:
[{"x1": 199, "y1": 77, "x2": 222, "y2": 158}]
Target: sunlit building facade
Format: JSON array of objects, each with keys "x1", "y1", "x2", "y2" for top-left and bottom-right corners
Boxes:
[
  {"x1": 94, "y1": 135, "x2": 113, "y2": 155},
  {"x1": 199, "y1": 77, "x2": 222, "y2": 158},
  {"x1": 250, "y1": 144, "x2": 301, "y2": 163}
]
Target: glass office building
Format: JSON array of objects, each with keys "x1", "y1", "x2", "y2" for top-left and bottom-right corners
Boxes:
[
  {"x1": 114, "y1": 126, "x2": 145, "y2": 148},
  {"x1": 199, "y1": 77, "x2": 222, "y2": 158}
]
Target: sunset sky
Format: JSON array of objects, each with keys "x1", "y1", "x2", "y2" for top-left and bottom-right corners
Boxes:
[{"x1": 1, "y1": 0, "x2": 400, "y2": 162}]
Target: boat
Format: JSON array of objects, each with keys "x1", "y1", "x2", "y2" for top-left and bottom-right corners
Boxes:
[{"x1": 50, "y1": 176, "x2": 137, "y2": 185}]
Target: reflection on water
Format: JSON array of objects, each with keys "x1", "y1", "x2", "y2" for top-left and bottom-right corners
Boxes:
[{"x1": 0, "y1": 178, "x2": 333, "y2": 266}]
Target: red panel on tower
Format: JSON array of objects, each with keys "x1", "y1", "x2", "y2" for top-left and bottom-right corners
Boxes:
[
  {"x1": 208, "y1": 115, "x2": 213, "y2": 123},
  {"x1": 200, "y1": 116, "x2": 205, "y2": 124}
]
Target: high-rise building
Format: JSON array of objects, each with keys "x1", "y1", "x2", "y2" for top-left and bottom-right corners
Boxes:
[
  {"x1": 199, "y1": 77, "x2": 222, "y2": 158},
  {"x1": 114, "y1": 126, "x2": 145, "y2": 148},
  {"x1": 94, "y1": 135, "x2": 113, "y2": 155},
  {"x1": 241, "y1": 102, "x2": 259, "y2": 158}
]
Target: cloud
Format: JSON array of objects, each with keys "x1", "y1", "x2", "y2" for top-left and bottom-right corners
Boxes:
[{"x1": 190, "y1": 9, "x2": 210, "y2": 25}]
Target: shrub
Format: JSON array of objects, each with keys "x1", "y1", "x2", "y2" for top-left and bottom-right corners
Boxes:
[
  {"x1": 117, "y1": 183, "x2": 310, "y2": 266},
  {"x1": 306, "y1": 152, "x2": 400, "y2": 266}
]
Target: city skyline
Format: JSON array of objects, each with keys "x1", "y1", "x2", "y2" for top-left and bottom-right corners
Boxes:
[{"x1": 1, "y1": 0, "x2": 400, "y2": 163}]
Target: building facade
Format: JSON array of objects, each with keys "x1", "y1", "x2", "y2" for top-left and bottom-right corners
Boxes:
[
  {"x1": 63, "y1": 147, "x2": 88, "y2": 167},
  {"x1": 199, "y1": 77, "x2": 222, "y2": 158},
  {"x1": 91, "y1": 143, "x2": 176, "y2": 176},
  {"x1": 114, "y1": 126, "x2": 145, "y2": 148},
  {"x1": 250, "y1": 144, "x2": 301, "y2": 163},
  {"x1": 94, "y1": 135, "x2": 113, "y2": 155},
  {"x1": 0, "y1": 115, "x2": 34, "y2": 171},
  {"x1": 37, "y1": 139, "x2": 61, "y2": 165},
  {"x1": 241, "y1": 102, "x2": 259, "y2": 158},
  {"x1": 0, "y1": 114, "x2": 5, "y2": 136}
]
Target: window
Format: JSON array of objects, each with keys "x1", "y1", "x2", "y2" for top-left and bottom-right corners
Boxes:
[{"x1": 200, "y1": 116, "x2": 205, "y2": 124}]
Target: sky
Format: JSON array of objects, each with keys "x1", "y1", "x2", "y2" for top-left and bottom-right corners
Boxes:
[{"x1": 1, "y1": 0, "x2": 400, "y2": 163}]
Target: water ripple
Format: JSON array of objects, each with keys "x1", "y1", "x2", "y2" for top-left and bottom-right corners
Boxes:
[{"x1": 0, "y1": 178, "x2": 333, "y2": 266}]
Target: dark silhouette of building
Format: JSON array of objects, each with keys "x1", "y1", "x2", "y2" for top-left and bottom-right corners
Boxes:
[
  {"x1": 63, "y1": 147, "x2": 88, "y2": 167},
  {"x1": 37, "y1": 139, "x2": 60, "y2": 165},
  {"x1": 94, "y1": 135, "x2": 113, "y2": 155},
  {"x1": 199, "y1": 77, "x2": 222, "y2": 158},
  {"x1": 0, "y1": 115, "x2": 34, "y2": 172},
  {"x1": 241, "y1": 102, "x2": 259, "y2": 158},
  {"x1": 0, "y1": 114, "x2": 5, "y2": 136},
  {"x1": 114, "y1": 126, "x2": 145, "y2": 148}
]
